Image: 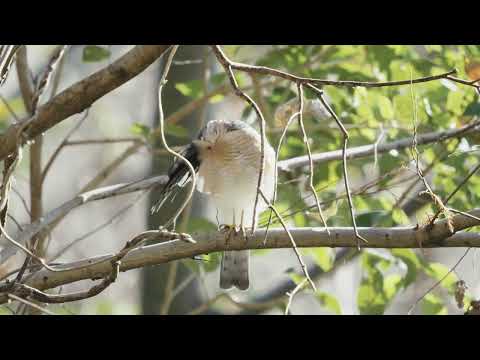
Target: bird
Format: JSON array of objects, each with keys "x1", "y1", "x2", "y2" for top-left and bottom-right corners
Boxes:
[{"x1": 153, "y1": 119, "x2": 276, "y2": 290}]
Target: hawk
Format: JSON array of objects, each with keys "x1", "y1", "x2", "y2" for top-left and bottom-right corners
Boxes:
[{"x1": 155, "y1": 120, "x2": 276, "y2": 290}]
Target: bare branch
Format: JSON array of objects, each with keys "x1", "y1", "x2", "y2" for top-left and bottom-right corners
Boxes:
[
  {"x1": 0, "y1": 176, "x2": 168, "y2": 264},
  {"x1": 7, "y1": 293, "x2": 56, "y2": 315},
  {"x1": 308, "y1": 84, "x2": 367, "y2": 248},
  {"x1": 1, "y1": 208, "x2": 480, "y2": 305},
  {"x1": 156, "y1": 45, "x2": 197, "y2": 228},
  {"x1": 40, "y1": 108, "x2": 90, "y2": 185},
  {"x1": 296, "y1": 83, "x2": 329, "y2": 232},
  {"x1": 211, "y1": 48, "x2": 457, "y2": 88},
  {"x1": 277, "y1": 119, "x2": 480, "y2": 171},
  {"x1": 0, "y1": 45, "x2": 170, "y2": 162}
]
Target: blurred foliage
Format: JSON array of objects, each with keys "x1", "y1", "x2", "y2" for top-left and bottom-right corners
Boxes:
[
  {"x1": 162, "y1": 45, "x2": 480, "y2": 315},
  {"x1": 82, "y1": 45, "x2": 111, "y2": 62}
]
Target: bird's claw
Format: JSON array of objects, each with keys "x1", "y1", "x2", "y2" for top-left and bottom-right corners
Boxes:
[{"x1": 219, "y1": 224, "x2": 248, "y2": 243}]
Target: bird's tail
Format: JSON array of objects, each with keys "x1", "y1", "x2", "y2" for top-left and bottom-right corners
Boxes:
[{"x1": 220, "y1": 250, "x2": 250, "y2": 291}]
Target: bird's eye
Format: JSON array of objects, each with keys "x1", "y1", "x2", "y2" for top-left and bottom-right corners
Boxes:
[{"x1": 207, "y1": 146, "x2": 212, "y2": 150}]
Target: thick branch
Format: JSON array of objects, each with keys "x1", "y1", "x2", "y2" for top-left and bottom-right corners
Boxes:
[
  {"x1": 0, "y1": 45, "x2": 170, "y2": 161},
  {"x1": 1, "y1": 209, "x2": 479, "y2": 305}
]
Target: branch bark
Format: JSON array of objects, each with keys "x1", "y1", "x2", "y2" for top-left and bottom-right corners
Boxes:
[
  {"x1": 0, "y1": 45, "x2": 170, "y2": 162},
  {"x1": 1, "y1": 208, "x2": 479, "y2": 305}
]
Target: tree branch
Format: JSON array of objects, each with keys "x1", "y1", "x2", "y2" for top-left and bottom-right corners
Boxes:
[
  {"x1": 1, "y1": 208, "x2": 479, "y2": 305},
  {"x1": 0, "y1": 176, "x2": 168, "y2": 265},
  {"x1": 210, "y1": 46, "x2": 457, "y2": 88},
  {"x1": 0, "y1": 45, "x2": 170, "y2": 162},
  {"x1": 277, "y1": 120, "x2": 480, "y2": 171}
]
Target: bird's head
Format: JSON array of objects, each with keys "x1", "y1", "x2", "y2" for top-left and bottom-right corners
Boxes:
[{"x1": 192, "y1": 120, "x2": 247, "y2": 156}]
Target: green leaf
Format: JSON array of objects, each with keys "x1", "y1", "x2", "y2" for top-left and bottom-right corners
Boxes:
[
  {"x1": 464, "y1": 101, "x2": 480, "y2": 117},
  {"x1": 391, "y1": 208, "x2": 410, "y2": 225},
  {"x1": 164, "y1": 123, "x2": 189, "y2": 138},
  {"x1": 175, "y1": 80, "x2": 203, "y2": 99},
  {"x1": 208, "y1": 94, "x2": 225, "y2": 104},
  {"x1": 423, "y1": 262, "x2": 459, "y2": 294},
  {"x1": 0, "y1": 97, "x2": 25, "y2": 123},
  {"x1": 391, "y1": 249, "x2": 424, "y2": 287},
  {"x1": 357, "y1": 277, "x2": 387, "y2": 315},
  {"x1": 82, "y1": 45, "x2": 111, "y2": 62},
  {"x1": 357, "y1": 252, "x2": 392, "y2": 314},
  {"x1": 356, "y1": 211, "x2": 386, "y2": 227},
  {"x1": 187, "y1": 217, "x2": 217, "y2": 233},
  {"x1": 0, "y1": 306, "x2": 13, "y2": 315},
  {"x1": 383, "y1": 274, "x2": 403, "y2": 300},
  {"x1": 315, "y1": 291, "x2": 342, "y2": 314},
  {"x1": 201, "y1": 252, "x2": 222, "y2": 273},
  {"x1": 94, "y1": 300, "x2": 114, "y2": 315},
  {"x1": 210, "y1": 73, "x2": 227, "y2": 86},
  {"x1": 307, "y1": 248, "x2": 334, "y2": 272},
  {"x1": 421, "y1": 293, "x2": 447, "y2": 315},
  {"x1": 376, "y1": 95, "x2": 394, "y2": 120},
  {"x1": 286, "y1": 270, "x2": 306, "y2": 286},
  {"x1": 446, "y1": 90, "x2": 466, "y2": 115},
  {"x1": 130, "y1": 122, "x2": 151, "y2": 137},
  {"x1": 393, "y1": 93, "x2": 414, "y2": 124}
]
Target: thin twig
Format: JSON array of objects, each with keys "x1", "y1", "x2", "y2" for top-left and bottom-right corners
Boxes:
[
  {"x1": 407, "y1": 247, "x2": 471, "y2": 315},
  {"x1": 7, "y1": 293, "x2": 56, "y2": 315},
  {"x1": 258, "y1": 188, "x2": 316, "y2": 292},
  {"x1": 285, "y1": 278, "x2": 307, "y2": 315},
  {"x1": 49, "y1": 191, "x2": 148, "y2": 261},
  {"x1": 407, "y1": 71, "x2": 452, "y2": 235},
  {"x1": 157, "y1": 45, "x2": 196, "y2": 228},
  {"x1": 64, "y1": 138, "x2": 141, "y2": 146},
  {"x1": 170, "y1": 272, "x2": 197, "y2": 302},
  {"x1": 263, "y1": 109, "x2": 300, "y2": 244},
  {"x1": 212, "y1": 49, "x2": 457, "y2": 88},
  {"x1": 40, "y1": 108, "x2": 90, "y2": 185},
  {"x1": 297, "y1": 83, "x2": 329, "y2": 233},
  {"x1": 430, "y1": 162, "x2": 480, "y2": 225},
  {"x1": 0, "y1": 94, "x2": 20, "y2": 123},
  {"x1": 308, "y1": 84, "x2": 367, "y2": 248}
]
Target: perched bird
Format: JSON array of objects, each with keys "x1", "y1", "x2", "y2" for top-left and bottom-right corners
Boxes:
[{"x1": 154, "y1": 119, "x2": 276, "y2": 290}]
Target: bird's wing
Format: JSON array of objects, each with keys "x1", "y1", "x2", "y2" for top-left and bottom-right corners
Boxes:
[{"x1": 151, "y1": 143, "x2": 200, "y2": 214}]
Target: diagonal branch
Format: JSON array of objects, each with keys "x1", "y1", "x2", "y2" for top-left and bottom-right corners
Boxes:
[
  {"x1": 0, "y1": 45, "x2": 170, "y2": 162},
  {"x1": 0, "y1": 176, "x2": 168, "y2": 265}
]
